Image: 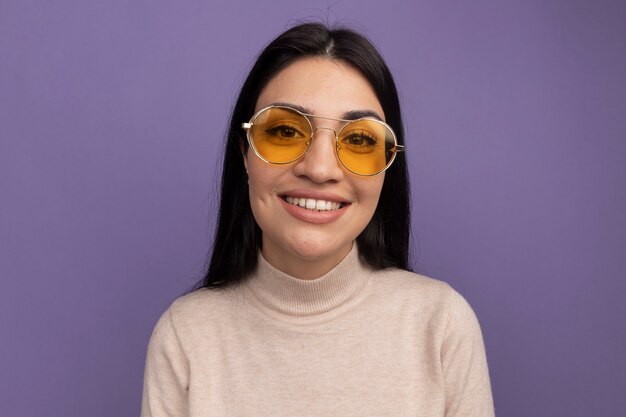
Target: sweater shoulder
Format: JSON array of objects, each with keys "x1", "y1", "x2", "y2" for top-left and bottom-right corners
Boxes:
[
  {"x1": 163, "y1": 286, "x2": 243, "y2": 327},
  {"x1": 371, "y1": 267, "x2": 456, "y2": 298},
  {"x1": 367, "y1": 268, "x2": 472, "y2": 318}
]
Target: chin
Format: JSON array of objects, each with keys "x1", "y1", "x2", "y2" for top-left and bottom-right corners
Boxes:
[{"x1": 287, "y1": 237, "x2": 352, "y2": 262}]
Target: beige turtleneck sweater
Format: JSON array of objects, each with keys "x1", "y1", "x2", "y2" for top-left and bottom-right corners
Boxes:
[{"x1": 141, "y1": 246, "x2": 494, "y2": 416}]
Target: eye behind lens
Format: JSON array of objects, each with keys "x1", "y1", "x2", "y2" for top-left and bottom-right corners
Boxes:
[{"x1": 247, "y1": 106, "x2": 399, "y2": 175}]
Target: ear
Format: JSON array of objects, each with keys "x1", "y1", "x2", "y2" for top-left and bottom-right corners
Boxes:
[{"x1": 239, "y1": 139, "x2": 249, "y2": 173}]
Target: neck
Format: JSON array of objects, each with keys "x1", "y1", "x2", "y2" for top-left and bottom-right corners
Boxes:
[
  {"x1": 246, "y1": 243, "x2": 371, "y2": 317},
  {"x1": 261, "y1": 241, "x2": 353, "y2": 280}
]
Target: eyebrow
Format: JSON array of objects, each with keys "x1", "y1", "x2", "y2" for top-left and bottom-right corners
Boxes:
[
  {"x1": 268, "y1": 102, "x2": 384, "y2": 122},
  {"x1": 343, "y1": 110, "x2": 384, "y2": 121}
]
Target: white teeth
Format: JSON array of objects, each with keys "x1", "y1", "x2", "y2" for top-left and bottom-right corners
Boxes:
[{"x1": 283, "y1": 196, "x2": 344, "y2": 211}]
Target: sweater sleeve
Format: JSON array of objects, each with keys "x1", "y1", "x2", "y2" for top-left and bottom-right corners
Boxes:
[
  {"x1": 441, "y1": 290, "x2": 495, "y2": 417},
  {"x1": 141, "y1": 307, "x2": 190, "y2": 417}
]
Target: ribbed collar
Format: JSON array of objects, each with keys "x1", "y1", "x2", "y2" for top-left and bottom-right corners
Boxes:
[{"x1": 244, "y1": 244, "x2": 372, "y2": 317}]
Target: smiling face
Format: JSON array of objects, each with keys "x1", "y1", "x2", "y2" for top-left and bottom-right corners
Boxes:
[{"x1": 243, "y1": 57, "x2": 385, "y2": 279}]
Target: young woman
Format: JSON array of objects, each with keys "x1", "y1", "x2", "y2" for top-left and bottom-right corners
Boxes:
[{"x1": 141, "y1": 23, "x2": 494, "y2": 416}]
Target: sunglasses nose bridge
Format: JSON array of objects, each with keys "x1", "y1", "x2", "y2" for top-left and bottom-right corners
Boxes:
[
  {"x1": 306, "y1": 126, "x2": 342, "y2": 163},
  {"x1": 311, "y1": 125, "x2": 339, "y2": 140}
]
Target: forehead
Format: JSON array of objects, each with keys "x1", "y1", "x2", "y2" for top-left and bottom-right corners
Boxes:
[{"x1": 255, "y1": 57, "x2": 385, "y2": 120}]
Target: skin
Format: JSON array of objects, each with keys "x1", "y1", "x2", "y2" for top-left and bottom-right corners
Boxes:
[{"x1": 243, "y1": 57, "x2": 385, "y2": 279}]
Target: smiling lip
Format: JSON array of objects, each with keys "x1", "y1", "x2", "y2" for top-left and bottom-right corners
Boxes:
[{"x1": 278, "y1": 190, "x2": 350, "y2": 224}]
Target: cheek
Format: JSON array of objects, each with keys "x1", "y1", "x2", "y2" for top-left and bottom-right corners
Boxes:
[
  {"x1": 356, "y1": 176, "x2": 385, "y2": 208},
  {"x1": 246, "y1": 158, "x2": 281, "y2": 212},
  {"x1": 248, "y1": 173, "x2": 271, "y2": 203},
  {"x1": 247, "y1": 178, "x2": 272, "y2": 232}
]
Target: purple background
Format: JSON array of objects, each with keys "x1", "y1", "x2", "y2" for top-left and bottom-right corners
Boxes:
[{"x1": 1, "y1": 0, "x2": 625, "y2": 416}]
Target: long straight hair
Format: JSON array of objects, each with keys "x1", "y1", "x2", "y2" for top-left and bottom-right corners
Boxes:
[{"x1": 194, "y1": 23, "x2": 411, "y2": 290}]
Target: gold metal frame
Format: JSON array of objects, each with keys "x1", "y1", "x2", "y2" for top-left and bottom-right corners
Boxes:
[{"x1": 241, "y1": 105, "x2": 404, "y2": 176}]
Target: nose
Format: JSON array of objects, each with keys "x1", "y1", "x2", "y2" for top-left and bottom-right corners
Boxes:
[{"x1": 291, "y1": 127, "x2": 344, "y2": 183}]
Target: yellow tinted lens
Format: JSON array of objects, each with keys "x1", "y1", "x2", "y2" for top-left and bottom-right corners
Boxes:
[
  {"x1": 337, "y1": 120, "x2": 395, "y2": 175},
  {"x1": 249, "y1": 107, "x2": 310, "y2": 163}
]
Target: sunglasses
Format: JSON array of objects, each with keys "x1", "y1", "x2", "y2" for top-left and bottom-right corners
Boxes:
[{"x1": 242, "y1": 105, "x2": 404, "y2": 176}]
